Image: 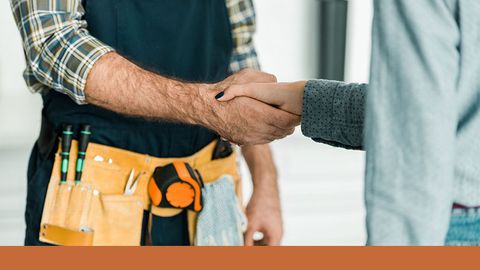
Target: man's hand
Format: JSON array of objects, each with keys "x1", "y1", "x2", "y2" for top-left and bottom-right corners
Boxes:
[
  {"x1": 200, "y1": 70, "x2": 301, "y2": 145},
  {"x1": 245, "y1": 188, "x2": 283, "y2": 246},
  {"x1": 242, "y1": 144, "x2": 283, "y2": 246}
]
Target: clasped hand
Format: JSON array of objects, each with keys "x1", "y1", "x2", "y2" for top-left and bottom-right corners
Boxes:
[{"x1": 207, "y1": 69, "x2": 304, "y2": 145}]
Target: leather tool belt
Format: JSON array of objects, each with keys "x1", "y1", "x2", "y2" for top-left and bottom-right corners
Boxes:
[{"x1": 39, "y1": 139, "x2": 241, "y2": 246}]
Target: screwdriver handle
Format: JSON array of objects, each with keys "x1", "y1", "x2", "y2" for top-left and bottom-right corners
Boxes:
[
  {"x1": 60, "y1": 125, "x2": 74, "y2": 183},
  {"x1": 75, "y1": 125, "x2": 91, "y2": 184}
]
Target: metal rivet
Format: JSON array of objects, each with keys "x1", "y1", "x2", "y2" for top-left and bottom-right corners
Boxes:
[
  {"x1": 93, "y1": 190, "x2": 100, "y2": 196},
  {"x1": 108, "y1": 158, "x2": 113, "y2": 164}
]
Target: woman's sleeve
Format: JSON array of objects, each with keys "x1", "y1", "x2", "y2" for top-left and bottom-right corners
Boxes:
[{"x1": 301, "y1": 80, "x2": 367, "y2": 150}]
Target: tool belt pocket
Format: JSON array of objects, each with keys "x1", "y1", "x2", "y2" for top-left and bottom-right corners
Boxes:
[
  {"x1": 39, "y1": 142, "x2": 145, "y2": 246},
  {"x1": 89, "y1": 194, "x2": 143, "y2": 245}
]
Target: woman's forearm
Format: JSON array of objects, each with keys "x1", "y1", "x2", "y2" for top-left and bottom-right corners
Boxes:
[
  {"x1": 217, "y1": 76, "x2": 367, "y2": 149},
  {"x1": 301, "y1": 80, "x2": 367, "y2": 150}
]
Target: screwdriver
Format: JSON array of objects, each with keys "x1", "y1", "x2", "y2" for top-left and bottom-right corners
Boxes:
[
  {"x1": 75, "y1": 124, "x2": 91, "y2": 185},
  {"x1": 60, "y1": 124, "x2": 74, "y2": 184}
]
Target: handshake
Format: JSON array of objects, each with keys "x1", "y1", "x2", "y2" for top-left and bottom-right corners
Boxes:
[{"x1": 199, "y1": 69, "x2": 305, "y2": 145}]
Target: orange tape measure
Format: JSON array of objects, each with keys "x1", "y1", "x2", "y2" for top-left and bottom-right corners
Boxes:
[{"x1": 148, "y1": 161, "x2": 203, "y2": 212}]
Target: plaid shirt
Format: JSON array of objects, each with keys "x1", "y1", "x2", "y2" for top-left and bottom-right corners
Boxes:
[{"x1": 10, "y1": 0, "x2": 260, "y2": 105}]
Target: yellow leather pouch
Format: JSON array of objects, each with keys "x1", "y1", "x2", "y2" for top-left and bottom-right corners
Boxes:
[
  {"x1": 39, "y1": 139, "x2": 240, "y2": 246},
  {"x1": 39, "y1": 141, "x2": 145, "y2": 246}
]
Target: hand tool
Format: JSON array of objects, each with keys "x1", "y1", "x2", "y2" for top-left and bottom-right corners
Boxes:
[
  {"x1": 124, "y1": 169, "x2": 141, "y2": 196},
  {"x1": 75, "y1": 124, "x2": 91, "y2": 185},
  {"x1": 148, "y1": 162, "x2": 204, "y2": 212},
  {"x1": 60, "y1": 124, "x2": 74, "y2": 184}
]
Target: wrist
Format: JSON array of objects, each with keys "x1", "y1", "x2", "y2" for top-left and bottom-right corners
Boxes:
[
  {"x1": 250, "y1": 163, "x2": 278, "y2": 190},
  {"x1": 251, "y1": 176, "x2": 281, "y2": 207},
  {"x1": 191, "y1": 83, "x2": 225, "y2": 129},
  {"x1": 292, "y1": 81, "x2": 306, "y2": 115},
  {"x1": 294, "y1": 80, "x2": 307, "y2": 90}
]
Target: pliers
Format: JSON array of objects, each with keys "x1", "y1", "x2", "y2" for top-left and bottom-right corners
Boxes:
[{"x1": 124, "y1": 169, "x2": 141, "y2": 196}]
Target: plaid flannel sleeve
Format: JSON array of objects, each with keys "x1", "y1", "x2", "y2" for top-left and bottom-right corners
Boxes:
[
  {"x1": 227, "y1": 0, "x2": 261, "y2": 72},
  {"x1": 10, "y1": 0, "x2": 114, "y2": 105}
]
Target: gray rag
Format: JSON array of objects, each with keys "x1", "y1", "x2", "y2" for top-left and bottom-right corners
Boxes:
[{"x1": 195, "y1": 175, "x2": 247, "y2": 246}]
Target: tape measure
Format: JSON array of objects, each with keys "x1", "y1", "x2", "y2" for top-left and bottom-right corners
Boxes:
[{"x1": 148, "y1": 162, "x2": 204, "y2": 212}]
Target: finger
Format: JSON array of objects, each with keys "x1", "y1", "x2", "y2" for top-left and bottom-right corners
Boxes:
[
  {"x1": 256, "y1": 236, "x2": 269, "y2": 246},
  {"x1": 216, "y1": 84, "x2": 248, "y2": 102},
  {"x1": 271, "y1": 112, "x2": 301, "y2": 130},
  {"x1": 244, "y1": 227, "x2": 255, "y2": 246},
  {"x1": 287, "y1": 127, "x2": 296, "y2": 136},
  {"x1": 220, "y1": 83, "x2": 289, "y2": 111},
  {"x1": 240, "y1": 69, "x2": 277, "y2": 84},
  {"x1": 263, "y1": 230, "x2": 282, "y2": 246},
  {"x1": 256, "y1": 72, "x2": 277, "y2": 83},
  {"x1": 262, "y1": 104, "x2": 301, "y2": 131},
  {"x1": 217, "y1": 83, "x2": 275, "y2": 103}
]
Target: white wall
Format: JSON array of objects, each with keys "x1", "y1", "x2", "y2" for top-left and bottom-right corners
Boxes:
[
  {"x1": 254, "y1": 0, "x2": 320, "y2": 82},
  {"x1": 0, "y1": 1, "x2": 42, "y2": 148},
  {"x1": 345, "y1": 0, "x2": 373, "y2": 83},
  {"x1": 255, "y1": 0, "x2": 373, "y2": 84}
]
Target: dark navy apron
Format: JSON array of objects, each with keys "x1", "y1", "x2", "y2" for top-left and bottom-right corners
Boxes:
[{"x1": 25, "y1": 0, "x2": 233, "y2": 246}]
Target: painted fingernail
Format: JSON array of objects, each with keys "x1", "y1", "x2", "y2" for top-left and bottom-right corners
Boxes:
[{"x1": 215, "y1": 92, "x2": 225, "y2": 100}]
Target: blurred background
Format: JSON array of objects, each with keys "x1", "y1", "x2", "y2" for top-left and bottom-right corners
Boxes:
[{"x1": 0, "y1": 0, "x2": 372, "y2": 245}]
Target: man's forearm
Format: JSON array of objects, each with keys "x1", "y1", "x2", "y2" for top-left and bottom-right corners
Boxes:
[
  {"x1": 85, "y1": 52, "x2": 213, "y2": 125},
  {"x1": 242, "y1": 145, "x2": 279, "y2": 194},
  {"x1": 242, "y1": 144, "x2": 283, "y2": 245}
]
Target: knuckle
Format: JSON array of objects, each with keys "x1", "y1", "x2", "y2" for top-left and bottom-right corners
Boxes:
[{"x1": 269, "y1": 74, "x2": 278, "y2": 82}]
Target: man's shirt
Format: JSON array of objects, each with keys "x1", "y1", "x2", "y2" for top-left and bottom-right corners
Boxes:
[{"x1": 10, "y1": 0, "x2": 260, "y2": 104}]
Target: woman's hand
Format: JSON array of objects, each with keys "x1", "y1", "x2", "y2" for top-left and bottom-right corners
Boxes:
[{"x1": 216, "y1": 81, "x2": 307, "y2": 116}]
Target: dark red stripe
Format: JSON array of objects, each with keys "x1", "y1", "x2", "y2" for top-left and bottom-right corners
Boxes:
[{"x1": 453, "y1": 203, "x2": 480, "y2": 209}]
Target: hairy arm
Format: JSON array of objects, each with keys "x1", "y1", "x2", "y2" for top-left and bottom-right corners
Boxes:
[
  {"x1": 85, "y1": 53, "x2": 298, "y2": 144},
  {"x1": 85, "y1": 52, "x2": 210, "y2": 125}
]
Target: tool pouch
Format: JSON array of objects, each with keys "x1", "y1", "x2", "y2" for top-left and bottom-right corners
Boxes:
[
  {"x1": 39, "y1": 141, "x2": 145, "y2": 246},
  {"x1": 39, "y1": 139, "x2": 241, "y2": 246}
]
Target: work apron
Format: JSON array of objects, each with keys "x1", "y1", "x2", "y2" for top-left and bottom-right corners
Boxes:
[{"x1": 25, "y1": 0, "x2": 233, "y2": 246}]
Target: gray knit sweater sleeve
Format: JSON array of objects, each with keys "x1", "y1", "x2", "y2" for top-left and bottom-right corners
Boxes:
[{"x1": 301, "y1": 79, "x2": 367, "y2": 150}]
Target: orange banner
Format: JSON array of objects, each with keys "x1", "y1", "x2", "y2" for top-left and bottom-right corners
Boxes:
[{"x1": 1, "y1": 247, "x2": 480, "y2": 269}]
